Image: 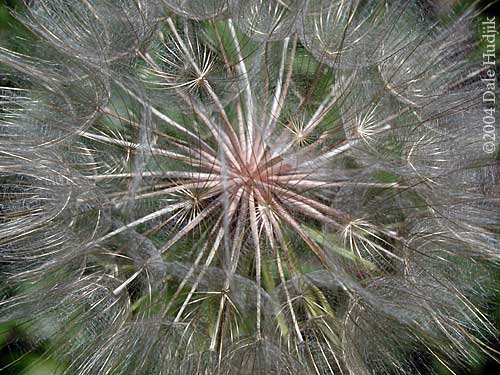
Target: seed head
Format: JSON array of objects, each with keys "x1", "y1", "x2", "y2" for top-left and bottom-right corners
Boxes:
[{"x1": 0, "y1": 1, "x2": 498, "y2": 374}]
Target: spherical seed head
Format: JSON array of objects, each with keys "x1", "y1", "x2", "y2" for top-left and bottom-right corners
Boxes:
[{"x1": 0, "y1": 1, "x2": 498, "y2": 375}]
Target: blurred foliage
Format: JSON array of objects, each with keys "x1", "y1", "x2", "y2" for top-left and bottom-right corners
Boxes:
[
  {"x1": 0, "y1": 0, "x2": 29, "y2": 50},
  {"x1": 0, "y1": 0, "x2": 498, "y2": 374}
]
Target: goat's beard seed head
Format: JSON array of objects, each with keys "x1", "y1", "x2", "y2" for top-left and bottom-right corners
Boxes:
[{"x1": 0, "y1": 1, "x2": 498, "y2": 374}]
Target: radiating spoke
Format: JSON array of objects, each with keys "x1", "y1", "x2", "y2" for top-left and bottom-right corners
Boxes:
[
  {"x1": 271, "y1": 198, "x2": 331, "y2": 268},
  {"x1": 258, "y1": 198, "x2": 303, "y2": 343},
  {"x1": 248, "y1": 191, "x2": 263, "y2": 339},
  {"x1": 228, "y1": 19, "x2": 256, "y2": 161},
  {"x1": 211, "y1": 190, "x2": 248, "y2": 351},
  {"x1": 87, "y1": 201, "x2": 189, "y2": 247},
  {"x1": 159, "y1": 199, "x2": 221, "y2": 254},
  {"x1": 84, "y1": 171, "x2": 220, "y2": 181}
]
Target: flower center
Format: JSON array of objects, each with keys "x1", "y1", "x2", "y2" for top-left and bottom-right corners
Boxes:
[{"x1": 227, "y1": 156, "x2": 276, "y2": 200}]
